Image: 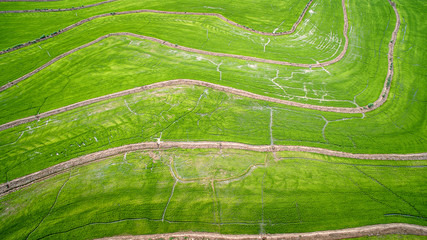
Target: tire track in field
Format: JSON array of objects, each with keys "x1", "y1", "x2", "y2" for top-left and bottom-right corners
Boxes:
[{"x1": 1, "y1": 141, "x2": 426, "y2": 196}]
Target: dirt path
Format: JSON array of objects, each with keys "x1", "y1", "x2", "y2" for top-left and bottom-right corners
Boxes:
[
  {"x1": 98, "y1": 224, "x2": 427, "y2": 240},
  {"x1": 0, "y1": 0, "x2": 117, "y2": 13},
  {"x1": 96, "y1": 224, "x2": 427, "y2": 240},
  {"x1": 1, "y1": 141, "x2": 425, "y2": 196}
]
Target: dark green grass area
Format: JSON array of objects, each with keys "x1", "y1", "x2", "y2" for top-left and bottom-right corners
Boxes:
[{"x1": 0, "y1": 149, "x2": 425, "y2": 239}]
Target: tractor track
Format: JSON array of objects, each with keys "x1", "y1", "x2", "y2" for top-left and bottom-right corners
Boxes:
[{"x1": 1, "y1": 141, "x2": 426, "y2": 196}]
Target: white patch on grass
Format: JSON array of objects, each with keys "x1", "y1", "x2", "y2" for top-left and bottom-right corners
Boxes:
[
  {"x1": 262, "y1": 38, "x2": 270, "y2": 52},
  {"x1": 203, "y1": 6, "x2": 224, "y2": 10},
  {"x1": 248, "y1": 64, "x2": 258, "y2": 69}
]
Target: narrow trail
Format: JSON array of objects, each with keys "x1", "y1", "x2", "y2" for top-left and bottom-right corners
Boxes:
[
  {"x1": 0, "y1": 0, "x2": 116, "y2": 13},
  {"x1": 96, "y1": 223, "x2": 427, "y2": 240},
  {"x1": 1, "y1": 141, "x2": 426, "y2": 197}
]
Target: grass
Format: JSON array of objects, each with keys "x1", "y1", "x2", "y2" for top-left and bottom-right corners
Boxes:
[
  {"x1": 0, "y1": 0, "x2": 310, "y2": 38},
  {"x1": 0, "y1": 0, "x2": 344, "y2": 84},
  {"x1": 0, "y1": 149, "x2": 425, "y2": 239},
  {"x1": 0, "y1": 0, "x2": 396, "y2": 124},
  {"x1": 0, "y1": 0, "x2": 426, "y2": 238},
  {"x1": 0, "y1": 84, "x2": 425, "y2": 184}
]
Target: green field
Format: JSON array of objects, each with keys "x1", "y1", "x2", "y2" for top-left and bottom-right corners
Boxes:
[
  {"x1": 1, "y1": 149, "x2": 426, "y2": 239},
  {"x1": 0, "y1": 0, "x2": 426, "y2": 239}
]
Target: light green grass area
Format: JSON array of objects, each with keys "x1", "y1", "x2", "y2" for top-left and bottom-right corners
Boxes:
[
  {"x1": 0, "y1": 0, "x2": 109, "y2": 11},
  {"x1": 0, "y1": 0, "x2": 397, "y2": 124},
  {"x1": 0, "y1": 149, "x2": 425, "y2": 239},
  {"x1": 0, "y1": 0, "x2": 310, "y2": 37},
  {"x1": 0, "y1": 0, "x2": 345, "y2": 85},
  {"x1": 0, "y1": 84, "x2": 425, "y2": 184}
]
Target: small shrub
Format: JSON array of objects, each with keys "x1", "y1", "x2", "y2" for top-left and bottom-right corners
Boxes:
[
  {"x1": 386, "y1": 76, "x2": 391, "y2": 88},
  {"x1": 368, "y1": 103, "x2": 374, "y2": 108}
]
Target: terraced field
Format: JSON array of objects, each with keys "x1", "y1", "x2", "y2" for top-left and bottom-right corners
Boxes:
[{"x1": 0, "y1": 0, "x2": 426, "y2": 239}]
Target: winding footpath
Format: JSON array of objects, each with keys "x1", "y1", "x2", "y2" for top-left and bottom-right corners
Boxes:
[
  {"x1": 1, "y1": 141, "x2": 426, "y2": 196},
  {"x1": 98, "y1": 224, "x2": 427, "y2": 240}
]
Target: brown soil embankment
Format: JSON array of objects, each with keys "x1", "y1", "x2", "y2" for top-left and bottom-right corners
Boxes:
[{"x1": 96, "y1": 223, "x2": 427, "y2": 240}]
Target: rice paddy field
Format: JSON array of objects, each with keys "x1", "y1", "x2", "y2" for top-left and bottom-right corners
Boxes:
[{"x1": 0, "y1": 0, "x2": 426, "y2": 239}]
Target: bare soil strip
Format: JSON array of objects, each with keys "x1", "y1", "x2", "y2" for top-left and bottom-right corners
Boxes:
[
  {"x1": 1, "y1": 141, "x2": 426, "y2": 196},
  {"x1": 0, "y1": 0, "x2": 116, "y2": 12},
  {"x1": 97, "y1": 224, "x2": 427, "y2": 240}
]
